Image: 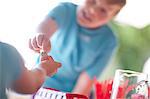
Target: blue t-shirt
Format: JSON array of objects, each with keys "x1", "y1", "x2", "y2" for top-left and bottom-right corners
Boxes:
[
  {"x1": 0, "y1": 42, "x2": 23, "y2": 99},
  {"x1": 41, "y1": 2, "x2": 117, "y2": 92}
]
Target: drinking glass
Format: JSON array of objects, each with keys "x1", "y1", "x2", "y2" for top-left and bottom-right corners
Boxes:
[{"x1": 111, "y1": 69, "x2": 149, "y2": 99}]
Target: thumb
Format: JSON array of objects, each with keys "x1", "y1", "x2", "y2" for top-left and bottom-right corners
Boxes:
[
  {"x1": 54, "y1": 62, "x2": 62, "y2": 68},
  {"x1": 42, "y1": 37, "x2": 51, "y2": 53}
]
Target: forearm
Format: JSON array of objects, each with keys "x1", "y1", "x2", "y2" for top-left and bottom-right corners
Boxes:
[
  {"x1": 37, "y1": 17, "x2": 58, "y2": 38},
  {"x1": 72, "y1": 72, "x2": 94, "y2": 97},
  {"x1": 26, "y1": 68, "x2": 46, "y2": 93},
  {"x1": 12, "y1": 67, "x2": 46, "y2": 94}
]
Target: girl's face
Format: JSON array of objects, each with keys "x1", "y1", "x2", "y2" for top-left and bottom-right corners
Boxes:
[{"x1": 77, "y1": 0, "x2": 121, "y2": 29}]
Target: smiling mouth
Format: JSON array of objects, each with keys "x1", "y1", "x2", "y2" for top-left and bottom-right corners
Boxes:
[{"x1": 82, "y1": 10, "x2": 92, "y2": 22}]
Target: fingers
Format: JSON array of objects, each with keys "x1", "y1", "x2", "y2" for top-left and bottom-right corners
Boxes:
[
  {"x1": 28, "y1": 34, "x2": 51, "y2": 53},
  {"x1": 54, "y1": 62, "x2": 61, "y2": 68},
  {"x1": 36, "y1": 34, "x2": 44, "y2": 48},
  {"x1": 29, "y1": 38, "x2": 40, "y2": 53},
  {"x1": 40, "y1": 54, "x2": 51, "y2": 61},
  {"x1": 47, "y1": 70, "x2": 57, "y2": 76},
  {"x1": 47, "y1": 56, "x2": 54, "y2": 61},
  {"x1": 40, "y1": 60, "x2": 61, "y2": 76},
  {"x1": 32, "y1": 37, "x2": 40, "y2": 50},
  {"x1": 29, "y1": 36, "x2": 41, "y2": 53},
  {"x1": 46, "y1": 61, "x2": 61, "y2": 77},
  {"x1": 41, "y1": 55, "x2": 61, "y2": 68}
]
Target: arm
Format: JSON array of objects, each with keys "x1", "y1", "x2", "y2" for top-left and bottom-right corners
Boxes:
[
  {"x1": 29, "y1": 3, "x2": 67, "y2": 52},
  {"x1": 72, "y1": 40, "x2": 117, "y2": 97},
  {"x1": 12, "y1": 55, "x2": 61, "y2": 94},
  {"x1": 72, "y1": 71, "x2": 94, "y2": 97},
  {"x1": 1, "y1": 42, "x2": 61, "y2": 94},
  {"x1": 37, "y1": 17, "x2": 58, "y2": 38},
  {"x1": 12, "y1": 66, "x2": 46, "y2": 94},
  {"x1": 29, "y1": 17, "x2": 58, "y2": 53}
]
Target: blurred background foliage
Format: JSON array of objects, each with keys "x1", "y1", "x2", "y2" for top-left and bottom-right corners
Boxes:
[{"x1": 99, "y1": 21, "x2": 150, "y2": 80}]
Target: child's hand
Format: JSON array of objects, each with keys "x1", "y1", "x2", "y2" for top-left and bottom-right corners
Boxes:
[
  {"x1": 29, "y1": 34, "x2": 51, "y2": 53},
  {"x1": 39, "y1": 54, "x2": 61, "y2": 76}
]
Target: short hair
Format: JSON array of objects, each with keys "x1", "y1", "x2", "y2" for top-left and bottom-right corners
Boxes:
[{"x1": 106, "y1": 0, "x2": 126, "y2": 6}]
